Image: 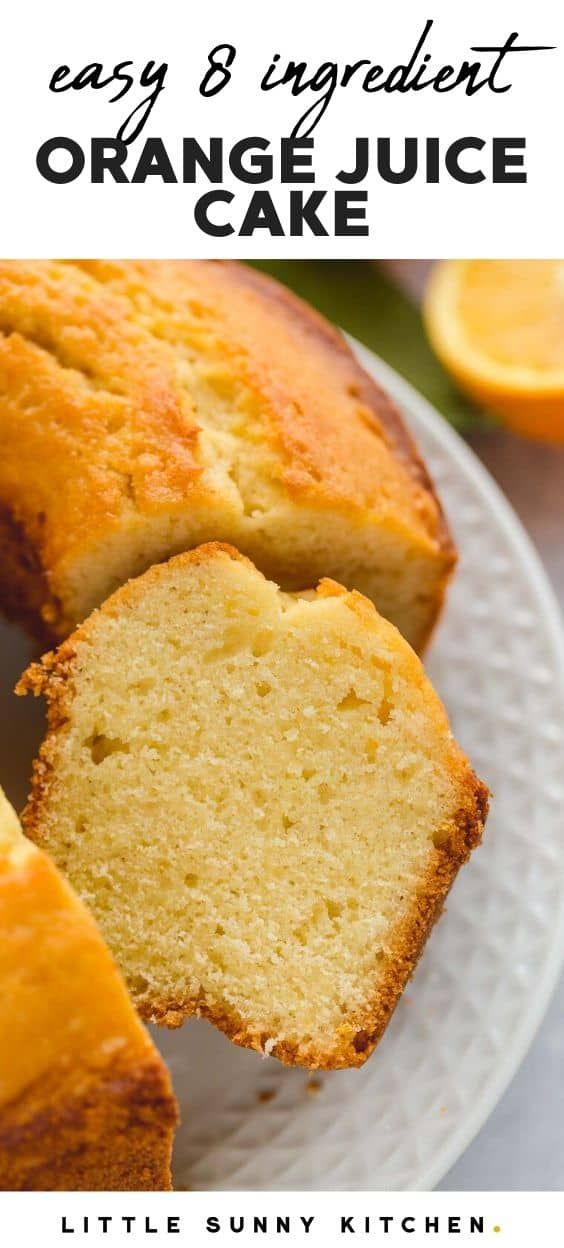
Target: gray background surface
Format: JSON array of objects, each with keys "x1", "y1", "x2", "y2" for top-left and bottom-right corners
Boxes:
[
  {"x1": 386, "y1": 259, "x2": 563, "y2": 1189},
  {"x1": 439, "y1": 430, "x2": 564, "y2": 1190}
]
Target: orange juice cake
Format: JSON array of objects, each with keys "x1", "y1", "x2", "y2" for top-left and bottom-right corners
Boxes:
[
  {"x1": 0, "y1": 259, "x2": 454, "y2": 650},
  {"x1": 20, "y1": 544, "x2": 488, "y2": 1070},
  {"x1": 0, "y1": 788, "x2": 177, "y2": 1190}
]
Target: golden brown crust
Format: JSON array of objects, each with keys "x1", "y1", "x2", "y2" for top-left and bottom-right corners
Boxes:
[
  {"x1": 19, "y1": 543, "x2": 487, "y2": 1072},
  {"x1": 0, "y1": 792, "x2": 178, "y2": 1190},
  {"x1": 0, "y1": 260, "x2": 455, "y2": 646},
  {"x1": 1, "y1": 1056, "x2": 177, "y2": 1191},
  {"x1": 219, "y1": 261, "x2": 454, "y2": 548},
  {"x1": 79, "y1": 258, "x2": 455, "y2": 548}
]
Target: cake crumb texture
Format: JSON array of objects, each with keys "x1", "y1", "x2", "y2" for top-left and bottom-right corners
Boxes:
[{"x1": 20, "y1": 544, "x2": 488, "y2": 1070}]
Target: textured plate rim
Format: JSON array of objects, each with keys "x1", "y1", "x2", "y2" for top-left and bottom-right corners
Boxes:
[{"x1": 350, "y1": 339, "x2": 564, "y2": 1190}]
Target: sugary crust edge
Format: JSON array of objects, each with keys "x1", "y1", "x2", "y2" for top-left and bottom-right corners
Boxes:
[
  {"x1": 219, "y1": 261, "x2": 457, "y2": 569},
  {"x1": 18, "y1": 543, "x2": 488, "y2": 1072}
]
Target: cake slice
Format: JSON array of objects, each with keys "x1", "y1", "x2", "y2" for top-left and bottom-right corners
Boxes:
[
  {"x1": 0, "y1": 788, "x2": 177, "y2": 1190},
  {"x1": 19, "y1": 544, "x2": 488, "y2": 1071},
  {"x1": 0, "y1": 258, "x2": 454, "y2": 650}
]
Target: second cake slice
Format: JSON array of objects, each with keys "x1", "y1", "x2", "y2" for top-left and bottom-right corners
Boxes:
[{"x1": 19, "y1": 543, "x2": 487, "y2": 1070}]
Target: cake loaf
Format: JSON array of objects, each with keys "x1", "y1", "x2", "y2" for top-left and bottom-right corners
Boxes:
[
  {"x1": 0, "y1": 260, "x2": 454, "y2": 650},
  {"x1": 20, "y1": 544, "x2": 488, "y2": 1071},
  {"x1": 0, "y1": 788, "x2": 177, "y2": 1191}
]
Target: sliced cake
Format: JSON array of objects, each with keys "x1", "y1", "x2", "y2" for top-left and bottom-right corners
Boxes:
[{"x1": 19, "y1": 544, "x2": 487, "y2": 1070}]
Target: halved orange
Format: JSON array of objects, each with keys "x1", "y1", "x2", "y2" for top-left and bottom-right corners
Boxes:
[{"x1": 424, "y1": 260, "x2": 564, "y2": 443}]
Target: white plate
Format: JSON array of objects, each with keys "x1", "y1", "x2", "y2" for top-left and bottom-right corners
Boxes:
[{"x1": 2, "y1": 343, "x2": 564, "y2": 1191}]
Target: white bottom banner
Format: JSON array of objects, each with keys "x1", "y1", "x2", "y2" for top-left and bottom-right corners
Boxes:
[{"x1": 0, "y1": 1191, "x2": 561, "y2": 1247}]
